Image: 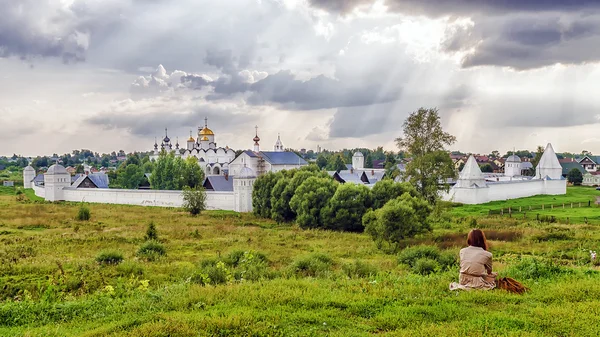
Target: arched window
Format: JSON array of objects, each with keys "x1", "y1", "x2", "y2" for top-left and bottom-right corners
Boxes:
[{"x1": 213, "y1": 166, "x2": 220, "y2": 175}]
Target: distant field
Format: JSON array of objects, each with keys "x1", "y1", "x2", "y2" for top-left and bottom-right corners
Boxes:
[
  {"x1": 2, "y1": 187, "x2": 600, "y2": 336},
  {"x1": 450, "y1": 187, "x2": 600, "y2": 223}
]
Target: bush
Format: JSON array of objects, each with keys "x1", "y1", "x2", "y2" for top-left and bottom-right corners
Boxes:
[
  {"x1": 289, "y1": 253, "x2": 334, "y2": 278},
  {"x1": 342, "y1": 260, "x2": 378, "y2": 278},
  {"x1": 364, "y1": 193, "x2": 432, "y2": 251},
  {"x1": 289, "y1": 177, "x2": 338, "y2": 229},
  {"x1": 195, "y1": 260, "x2": 232, "y2": 285},
  {"x1": 224, "y1": 250, "x2": 268, "y2": 267},
  {"x1": 136, "y1": 240, "x2": 166, "y2": 261},
  {"x1": 117, "y1": 261, "x2": 145, "y2": 276},
  {"x1": 76, "y1": 204, "x2": 91, "y2": 221},
  {"x1": 321, "y1": 183, "x2": 372, "y2": 232},
  {"x1": 182, "y1": 186, "x2": 207, "y2": 216},
  {"x1": 412, "y1": 258, "x2": 440, "y2": 275},
  {"x1": 95, "y1": 250, "x2": 124, "y2": 265},
  {"x1": 505, "y1": 257, "x2": 571, "y2": 280},
  {"x1": 398, "y1": 245, "x2": 456, "y2": 273},
  {"x1": 145, "y1": 222, "x2": 158, "y2": 241}
]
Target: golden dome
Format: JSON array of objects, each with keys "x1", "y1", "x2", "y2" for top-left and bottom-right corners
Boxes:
[
  {"x1": 199, "y1": 127, "x2": 214, "y2": 136},
  {"x1": 201, "y1": 136, "x2": 209, "y2": 141},
  {"x1": 188, "y1": 136, "x2": 195, "y2": 142}
]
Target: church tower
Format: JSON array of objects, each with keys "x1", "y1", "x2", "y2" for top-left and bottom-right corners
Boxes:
[
  {"x1": 536, "y1": 143, "x2": 563, "y2": 180},
  {"x1": 505, "y1": 153, "x2": 522, "y2": 177},
  {"x1": 253, "y1": 126, "x2": 261, "y2": 152},
  {"x1": 23, "y1": 165, "x2": 35, "y2": 189},
  {"x1": 187, "y1": 131, "x2": 195, "y2": 150},
  {"x1": 352, "y1": 151, "x2": 364, "y2": 170},
  {"x1": 274, "y1": 133, "x2": 284, "y2": 152},
  {"x1": 44, "y1": 164, "x2": 71, "y2": 202},
  {"x1": 234, "y1": 165, "x2": 256, "y2": 212}
]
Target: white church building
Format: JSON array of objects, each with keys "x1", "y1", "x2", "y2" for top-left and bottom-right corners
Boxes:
[{"x1": 443, "y1": 143, "x2": 566, "y2": 204}]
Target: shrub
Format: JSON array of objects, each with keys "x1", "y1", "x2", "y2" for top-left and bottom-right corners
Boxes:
[
  {"x1": 289, "y1": 253, "x2": 334, "y2": 278},
  {"x1": 321, "y1": 183, "x2": 372, "y2": 232},
  {"x1": 398, "y1": 245, "x2": 456, "y2": 273},
  {"x1": 196, "y1": 261, "x2": 233, "y2": 285},
  {"x1": 145, "y1": 222, "x2": 158, "y2": 241},
  {"x1": 116, "y1": 261, "x2": 145, "y2": 276},
  {"x1": 342, "y1": 260, "x2": 378, "y2": 278},
  {"x1": 136, "y1": 240, "x2": 166, "y2": 261},
  {"x1": 76, "y1": 204, "x2": 91, "y2": 221},
  {"x1": 95, "y1": 250, "x2": 124, "y2": 265},
  {"x1": 289, "y1": 177, "x2": 338, "y2": 229},
  {"x1": 224, "y1": 250, "x2": 268, "y2": 267},
  {"x1": 182, "y1": 186, "x2": 207, "y2": 216},
  {"x1": 505, "y1": 257, "x2": 571, "y2": 280},
  {"x1": 412, "y1": 258, "x2": 440, "y2": 275},
  {"x1": 364, "y1": 193, "x2": 432, "y2": 251}
]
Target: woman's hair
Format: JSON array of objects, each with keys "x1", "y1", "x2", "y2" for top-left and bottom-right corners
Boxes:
[{"x1": 467, "y1": 229, "x2": 488, "y2": 251}]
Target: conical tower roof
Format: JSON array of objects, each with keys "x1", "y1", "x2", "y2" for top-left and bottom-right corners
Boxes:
[
  {"x1": 459, "y1": 155, "x2": 484, "y2": 180},
  {"x1": 455, "y1": 155, "x2": 487, "y2": 188},
  {"x1": 536, "y1": 143, "x2": 562, "y2": 170}
]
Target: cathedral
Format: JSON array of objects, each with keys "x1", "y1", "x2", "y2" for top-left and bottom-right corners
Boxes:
[
  {"x1": 150, "y1": 119, "x2": 306, "y2": 177},
  {"x1": 150, "y1": 118, "x2": 236, "y2": 176}
]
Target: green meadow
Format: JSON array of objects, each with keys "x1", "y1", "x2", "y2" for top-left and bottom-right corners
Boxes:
[{"x1": 2, "y1": 186, "x2": 600, "y2": 336}]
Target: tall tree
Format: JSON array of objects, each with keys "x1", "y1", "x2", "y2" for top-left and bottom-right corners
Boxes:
[
  {"x1": 316, "y1": 153, "x2": 328, "y2": 169},
  {"x1": 117, "y1": 164, "x2": 145, "y2": 189},
  {"x1": 365, "y1": 153, "x2": 373, "y2": 168},
  {"x1": 327, "y1": 154, "x2": 347, "y2": 172},
  {"x1": 290, "y1": 176, "x2": 338, "y2": 229},
  {"x1": 531, "y1": 145, "x2": 544, "y2": 175},
  {"x1": 567, "y1": 168, "x2": 583, "y2": 186},
  {"x1": 321, "y1": 183, "x2": 372, "y2": 232},
  {"x1": 182, "y1": 157, "x2": 205, "y2": 188},
  {"x1": 396, "y1": 107, "x2": 456, "y2": 203}
]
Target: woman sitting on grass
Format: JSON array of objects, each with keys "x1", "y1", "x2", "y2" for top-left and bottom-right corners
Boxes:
[{"x1": 450, "y1": 229, "x2": 497, "y2": 291}]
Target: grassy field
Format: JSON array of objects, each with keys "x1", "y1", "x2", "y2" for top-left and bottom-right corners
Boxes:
[{"x1": 2, "y1": 187, "x2": 600, "y2": 336}]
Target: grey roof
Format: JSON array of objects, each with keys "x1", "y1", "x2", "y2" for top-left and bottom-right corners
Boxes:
[
  {"x1": 560, "y1": 162, "x2": 585, "y2": 175},
  {"x1": 345, "y1": 164, "x2": 353, "y2": 170},
  {"x1": 334, "y1": 170, "x2": 368, "y2": 184},
  {"x1": 507, "y1": 155, "x2": 521, "y2": 162},
  {"x1": 47, "y1": 164, "x2": 68, "y2": 175},
  {"x1": 33, "y1": 174, "x2": 44, "y2": 183},
  {"x1": 244, "y1": 150, "x2": 259, "y2": 158},
  {"x1": 577, "y1": 155, "x2": 600, "y2": 164},
  {"x1": 88, "y1": 173, "x2": 110, "y2": 188},
  {"x1": 364, "y1": 170, "x2": 386, "y2": 184},
  {"x1": 71, "y1": 173, "x2": 85, "y2": 183},
  {"x1": 73, "y1": 173, "x2": 110, "y2": 189},
  {"x1": 520, "y1": 162, "x2": 533, "y2": 170},
  {"x1": 203, "y1": 176, "x2": 234, "y2": 191},
  {"x1": 259, "y1": 151, "x2": 307, "y2": 165}
]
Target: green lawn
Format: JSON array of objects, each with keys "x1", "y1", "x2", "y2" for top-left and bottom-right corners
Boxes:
[
  {"x1": 450, "y1": 186, "x2": 600, "y2": 223},
  {"x1": 1, "y1": 190, "x2": 600, "y2": 336}
]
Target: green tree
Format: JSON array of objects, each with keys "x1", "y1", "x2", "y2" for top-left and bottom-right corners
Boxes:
[
  {"x1": 183, "y1": 157, "x2": 205, "y2": 188},
  {"x1": 363, "y1": 193, "x2": 432, "y2": 251},
  {"x1": 271, "y1": 169, "x2": 329, "y2": 223},
  {"x1": 149, "y1": 151, "x2": 185, "y2": 190},
  {"x1": 252, "y1": 171, "x2": 283, "y2": 218},
  {"x1": 396, "y1": 107, "x2": 456, "y2": 203},
  {"x1": 290, "y1": 176, "x2": 338, "y2": 229},
  {"x1": 371, "y1": 180, "x2": 418, "y2": 209},
  {"x1": 530, "y1": 145, "x2": 544, "y2": 176},
  {"x1": 567, "y1": 168, "x2": 583, "y2": 185},
  {"x1": 321, "y1": 183, "x2": 372, "y2": 232},
  {"x1": 182, "y1": 186, "x2": 207, "y2": 216},
  {"x1": 101, "y1": 157, "x2": 110, "y2": 168},
  {"x1": 75, "y1": 164, "x2": 84, "y2": 174},
  {"x1": 480, "y1": 164, "x2": 493, "y2": 173},
  {"x1": 327, "y1": 154, "x2": 347, "y2": 172},
  {"x1": 117, "y1": 164, "x2": 145, "y2": 189},
  {"x1": 365, "y1": 153, "x2": 373, "y2": 168}
]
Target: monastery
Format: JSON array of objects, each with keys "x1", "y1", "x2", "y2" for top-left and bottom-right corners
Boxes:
[{"x1": 443, "y1": 143, "x2": 566, "y2": 204}]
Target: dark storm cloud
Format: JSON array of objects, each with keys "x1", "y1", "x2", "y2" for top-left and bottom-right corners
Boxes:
[
  {"x1": 206, "y1": 70, "x2": 401, "y2": 110},
  {"x1": 328, "y1": 102, "x2": 406, "y2": 138},
  {"x1": 309, "y1": 0, "x2": 600, "y2": 16},
  {"x1": 181, "y1": 75, "x2": 211, "y2": 90},
  {"x1": 0, "y1": 0, "x2": 86, "y2": 62},
  {"x1": 445, "y1": 14, "x2": 600, "y2": 69}
]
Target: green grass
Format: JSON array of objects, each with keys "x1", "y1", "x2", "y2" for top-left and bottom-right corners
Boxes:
[
  {"x1": 450, "y1": 186, "x2": 600, "y2": 222},
  {"x1": 1, "y1": 190, "x2": 600, "y2": 336}
]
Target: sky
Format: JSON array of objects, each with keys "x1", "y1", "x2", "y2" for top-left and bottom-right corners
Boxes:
[{"x1": 2, "y1": 0, "x2": 600, "y2": 157}]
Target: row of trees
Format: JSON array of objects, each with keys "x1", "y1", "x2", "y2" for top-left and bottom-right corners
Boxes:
[{"x1": 253, "y1": 164, "x2": 428, "y2": 237}]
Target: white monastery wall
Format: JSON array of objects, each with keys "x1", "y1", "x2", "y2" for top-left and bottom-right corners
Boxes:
[
  {"x1": 34, "y1": 187, "x2": 235, "y2": 210},
  {"x1": 446, "y1": 179, "x2": 566, "y2": 204},
  {"x1": 33, "y1": 185, "x2": 45, "y2": 198}
]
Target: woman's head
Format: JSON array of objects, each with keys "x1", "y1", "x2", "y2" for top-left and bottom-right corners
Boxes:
[{"x1": 467, "y1": 229, "x2": 488, "y2": 251}]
